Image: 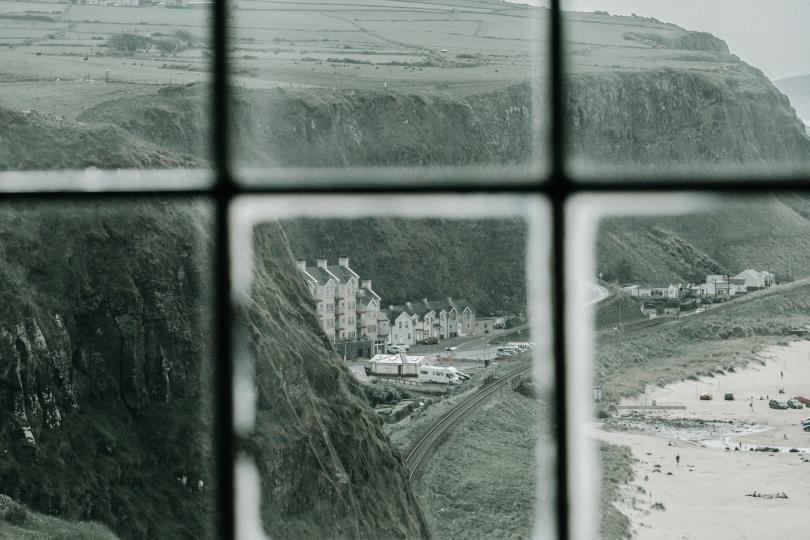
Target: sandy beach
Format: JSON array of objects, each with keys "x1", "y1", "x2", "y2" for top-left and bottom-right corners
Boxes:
[{"x1": 594, "y1": 340, "x2": 810, "y2": 540}]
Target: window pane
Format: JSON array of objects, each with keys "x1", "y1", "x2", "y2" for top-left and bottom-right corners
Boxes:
[
  {"x1": 0, "y1": 201, "x2": 215, "y2": 539},
  {"x1": 0, "y1": 1, "x2": 212, "y2": 180},
  {"x1": 570, "y1": 193, "x2": 810, "y2": 539},
  {"x1": 230, "y1": 195, "x2": 555, "y2": 538},
  {"x1": 228, "y1": 3, "x2": 548, "y2": 185},
  {"x1": 563, "y1": 2, "x2": 810, "y2": 179}
]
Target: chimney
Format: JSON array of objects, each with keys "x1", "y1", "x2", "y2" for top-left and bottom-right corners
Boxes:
[
  {"x1": 423, "y1": 297, "x2": 428, "y2": 304},
  {"x1": 362, "y1": 279, "x2": 372, "y2": 289},
  {"x1": 338, "y1": 257, "x2": 349, "y2": 267},
  {"x1": 317, "y1": 258, "x2": 328, "y2": 269},
  {"x1": 406, "y1": 301, "x2": 413, "y2": 311},
  {"x1": 447, "y1": 296, "x2": 453, "y2": 304},
  {"x1": 389, "y1": 304, "x2": 394, "y2": 311},
  {"x1": 296, "y1": 260, "x2": 306, "y2": 271}
]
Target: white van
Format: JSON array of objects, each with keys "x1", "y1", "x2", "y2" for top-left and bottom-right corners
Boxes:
[{"x1": 418, "y1": 366, "x2": 464, "y2": 385}]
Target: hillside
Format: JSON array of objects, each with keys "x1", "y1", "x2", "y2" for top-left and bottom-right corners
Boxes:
[
  {"x1": 245, "y1": 222, "x2": 429, "y2": 539},
  {"x1": 280, "y1": 217, "x2": 528, "y2": 314},
  {"x1": 596, "y1": 279, "x2": 810, "y2": 399},
  {"x1": 0, "y1": 205, "x2": 428, "y2": 539},
  {"x1": 597, "y1": 195, "x2": 810, "y2": 285},
  {"x1": 565, "y1": 11, "x2": 810, "y2": 171}
]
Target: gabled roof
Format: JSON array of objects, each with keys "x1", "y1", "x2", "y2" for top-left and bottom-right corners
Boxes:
[
  {"x1": 327, "y1": 265, "x2": 358, "y2": 284},
  {"x1": 360, "y1": 286, "x2": 381, "y2": 301},
  {"x1": 306, "y1": 266, "x2": 336, "y2": 286},
  {"x1": 424, "y1": 298, "x2": 453, "y2": 312},
  {"x1": 450, "y1": 298, "x2": 476, "y2": 314}
]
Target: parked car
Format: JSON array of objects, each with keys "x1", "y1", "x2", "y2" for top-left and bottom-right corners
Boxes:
[
  {"x1": 699, "y1": 393, "x2": 713, "y2": 400},
  {"x1": 445, "y1": 346, "x2": 458, "y2": 351},
  {"x1": 769, "y1": 399, "x2": 789, "y2": 410},
  {"x1": 420, "y1": 336, "x2": 439, "y2": 345},
  {"x1": 387, "y1": 343, "x2": 410, "y2": 353},
  {"x1": 804, "y1": 424, "x2": 810, "y2": 432},
  {"x1": 724, "y1": 393, "x2": 734, "y2": 401},
  {"x1": 787, "y1": 399, "x2": 804, "y2": 409},
  {"x1": 792, "y1": 396, "x2": 810, "y2": 405}
]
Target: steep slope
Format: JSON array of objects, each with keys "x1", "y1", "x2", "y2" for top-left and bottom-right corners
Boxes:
[
  {"x1": 597, "y1": 196, "x2": 810, "y2": 284},
  {"x1": 280, "y1": 217, "x2": 528, "y2": 314},
  {"x1": 245, "y1": 222, "x2": 429, "y2": 539},
  {"x1": 566, "y1": 11, "x2": 810, "y2": 170},
  {"x1": 0, "y1": 203, "x2": 215, "y2": 540},
  {"x1": 0, "y1": 106, "x2": 200, "y2": 170}
]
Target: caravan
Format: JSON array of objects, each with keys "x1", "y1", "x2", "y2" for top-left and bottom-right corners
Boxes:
[{"x1": 418, "y1": 366, "x2": 464, "y2": 385}]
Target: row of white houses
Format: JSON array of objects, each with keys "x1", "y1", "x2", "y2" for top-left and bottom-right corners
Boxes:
[
  {"x1": 623, "y1": 268, "x2": 777, "y2": 299},
  {"x1": 297, "y1": 258, "x2": 499, "y2": 353}
]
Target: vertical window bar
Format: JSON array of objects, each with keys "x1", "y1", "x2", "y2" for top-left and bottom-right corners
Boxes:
[
  {"x1": 212, "y1": 0, "x2": 234, "y2": 537},
  {"x1": 548, "y1": 1, "x2": 570, "y2": 540}
]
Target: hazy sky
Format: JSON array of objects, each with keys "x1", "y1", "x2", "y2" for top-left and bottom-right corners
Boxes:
[{"x1": 510, "y1": 0, "x2": 810, "y2": 81}]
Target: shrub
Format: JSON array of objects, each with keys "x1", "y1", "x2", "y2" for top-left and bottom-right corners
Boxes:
[
  {"x1": 0, "y1": 494, "x2": 29, "y2": 525},
  {"x1": 106, "y1": 33, "x2": 149, "y2": 53}
]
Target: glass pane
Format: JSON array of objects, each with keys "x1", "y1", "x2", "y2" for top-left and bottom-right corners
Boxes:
[
  {"x1": 0, "y1": 0, "x2": 212, "y2": 179},
  {"x1": 230, "y1": 195, "x2": 554, "y2": 539},
  {"x1": 563, "y1": 1, "x2": 810, "y2": 179},
  {"x1": 229, "y1": 3, "x2": 548, "y2": 185},
  {"x1": 0, "y1": 201, "x2": 215, "y2": 539},
  {"x1": 571, "y1": 194, "x2": 810, "y2": 539}
]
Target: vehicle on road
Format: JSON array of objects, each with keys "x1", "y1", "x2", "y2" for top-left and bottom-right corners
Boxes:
[
  {"x1": 787, "y1": 399, "x2": 804, "y2": 409},
  {"x1": 420, "y1": 336, "x2": 439, "y2": 345},
  {"x1": 769, "y1": 399, "x2": 789, "y2": 410},
  {"x1": 699, "y1": 393, "x2": 712, "y2": 400},
  {"x1": 418, "y1": 366, "x2": 463, "y2": 385},
  {"x1": 444, "y1": 346, "x2": 458, "y2": 351},
  {"x1": 724, "y1": 393, "x2": 734, "y2": 401},
  {"x1": 387, "y1": 343, "x2": 410, "y2": 353}
]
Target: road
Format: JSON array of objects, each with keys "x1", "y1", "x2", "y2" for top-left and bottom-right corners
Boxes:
[{"x1": 586, "y1": 282, "x2": 610, "y2": 305}]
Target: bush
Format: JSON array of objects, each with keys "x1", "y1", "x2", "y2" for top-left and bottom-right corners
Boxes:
[
  {"x1": 106, "y1": 33, "x2": 149, "y2": 53},
  {"x1": 0, "y1": 494, "x2": 29, "y2": 525}
]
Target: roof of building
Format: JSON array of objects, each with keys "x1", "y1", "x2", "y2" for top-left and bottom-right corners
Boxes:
[
  {"x1": 729, "y1": 278, "x2": 746, "y2": 285},
  {"x1": 326, "y1": 264, "x2": 358, "y2": 284},
  {"x1": 369, "y1": 353, "x2": 427, "y2": 365},
  {"x1": 424, "y1": 298, "x2": 454, "y2": 312},
  {"x1": 359, "y1": 286, "x2": 381, "y2": 302},
  {"x1": 450, "y1": 298, "x2": 476, "y2": 313},
  {"x1": 305, "y1": 265, "x2": 336, "y2": 286}
]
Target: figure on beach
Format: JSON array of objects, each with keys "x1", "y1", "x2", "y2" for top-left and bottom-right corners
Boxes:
[{"x1": 675, "y1": 454, "x2": 680, "y2": 466}]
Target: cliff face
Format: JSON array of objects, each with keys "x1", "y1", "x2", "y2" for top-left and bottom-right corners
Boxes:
[
  {"x1": 245, "y1": 222, "x2": 429, "y2": 539},
  {"x1": 568, "y1": 65, "x2": 810, "y2": 168},
  {"x1": 0, "y1": 203, "x2": 214, "y2": 539}
]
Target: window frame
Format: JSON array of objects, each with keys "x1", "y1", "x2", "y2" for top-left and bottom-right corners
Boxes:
[{"x1": 2, "y1": 1, "x2": 809, "y2": 539}]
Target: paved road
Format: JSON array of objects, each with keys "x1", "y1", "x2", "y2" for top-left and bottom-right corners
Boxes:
[{"x1": 586, "y1": 282, "x2": 610, "y2": 305}]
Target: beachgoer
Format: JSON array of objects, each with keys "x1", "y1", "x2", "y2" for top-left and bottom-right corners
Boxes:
[
  {"x1": 675, "y1": 454, "x2": 680, "y2": 466},
  {"x1": 781, "y1": 370, "x2": 783, "y2": 379}
]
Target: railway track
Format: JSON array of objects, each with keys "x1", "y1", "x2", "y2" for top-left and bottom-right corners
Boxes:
[
  {"x1": 596, "y1": 317, "x2": 680, "y2": 345},
  {"x1": 405, "y1": 360, "x2": 533, "y2": 480}
]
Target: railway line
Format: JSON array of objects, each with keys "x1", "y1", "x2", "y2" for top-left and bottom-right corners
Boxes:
[{"x1": 405, "y1": 359, "x2": 533, "y2": 480}]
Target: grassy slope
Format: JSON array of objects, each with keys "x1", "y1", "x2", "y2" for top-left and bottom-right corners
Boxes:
[
  {"x1": 413, "y1": 389, "x2": 546, "y2": 540},
  {"x1": 1, "y1": 506, "x2": 119, "y2": 540},
  {"x1": 597, "y1": 196, "x2": 810, "y2": 284},
  {"x1": 596, "y1": 279, "x2": 810, "y2": 401},
  {"x1": 598, "y1": 443, "x2": 634, "y2": 540}
]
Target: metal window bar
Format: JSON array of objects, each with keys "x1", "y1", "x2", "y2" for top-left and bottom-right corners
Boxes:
[{"x1": 0, "y1": 0, "x2": 807, "y2": 539}]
